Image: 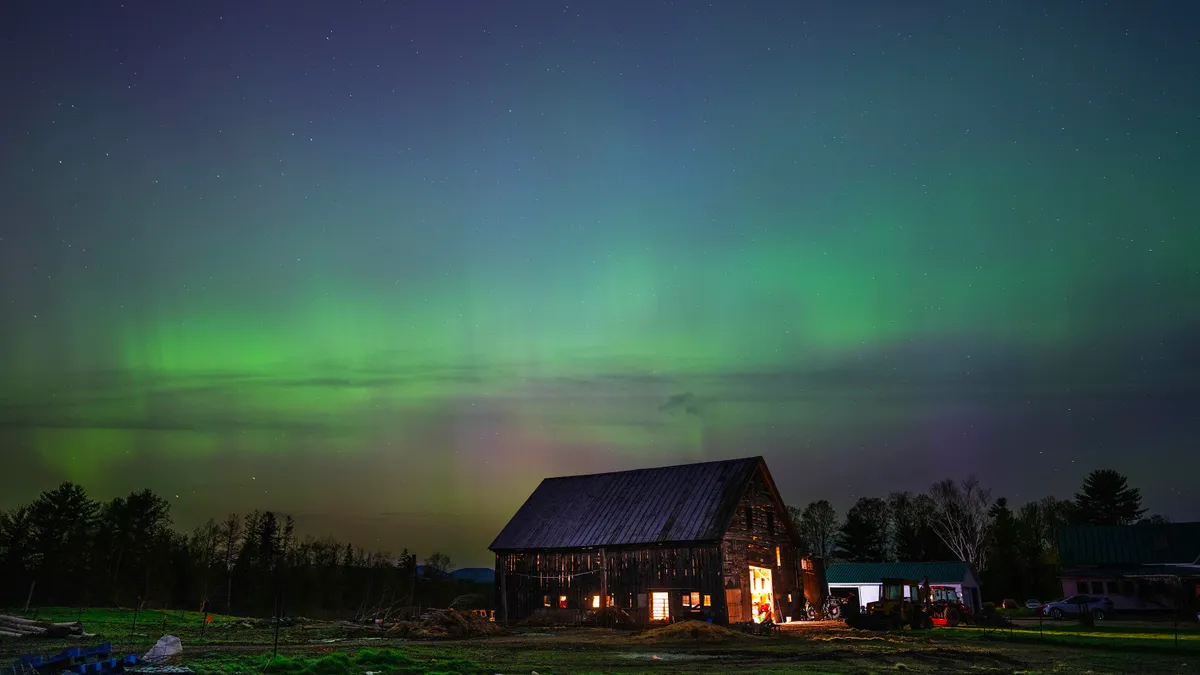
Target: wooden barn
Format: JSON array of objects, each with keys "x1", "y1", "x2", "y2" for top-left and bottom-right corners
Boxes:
[{"x1": 489, "y1": 456, "x2": 814, "y2": 625}]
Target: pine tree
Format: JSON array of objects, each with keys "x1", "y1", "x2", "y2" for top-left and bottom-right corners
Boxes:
[
  {"x1": 836, "y1": 497, "x2": 890, "y2": 562},
  {"x1": 1074, "y1": 469, "x2": 1146, "y2": 526}
]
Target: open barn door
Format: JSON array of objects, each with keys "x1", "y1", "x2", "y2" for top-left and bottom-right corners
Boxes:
[{"x1": 750, "y1": 565, "x2": 774, "y2": 623}]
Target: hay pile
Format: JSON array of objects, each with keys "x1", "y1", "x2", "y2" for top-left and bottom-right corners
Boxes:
[
  {"x1": 634, "y1": 620, "x2": 748, "y2": 643},
  {"x1": 387, "y1": 610, "x2": 501, "y2": 639}
]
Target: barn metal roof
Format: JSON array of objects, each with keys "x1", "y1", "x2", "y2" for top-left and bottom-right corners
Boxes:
[
  {"x1": 489, "y1": 456, "x2": 785, "y2": 551},
  {"x1": 1056, "y1": 523, "x2": 1200, "y2": 567},
  {"x1": 826, "y1": 561, "x2": 977, "y2": 585}
]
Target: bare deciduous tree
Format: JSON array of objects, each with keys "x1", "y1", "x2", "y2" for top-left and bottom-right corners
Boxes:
[
  {"x1": 791, "y1": 500, "x2": 838, "y2": 559},
  {"x1": 928, "y1": 476, "x2": 993, "y2": 571}
]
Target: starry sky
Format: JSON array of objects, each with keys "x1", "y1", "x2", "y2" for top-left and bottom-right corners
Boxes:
[{"x1": 1, "y1": 0, "x2": 1197, "y2": 567}]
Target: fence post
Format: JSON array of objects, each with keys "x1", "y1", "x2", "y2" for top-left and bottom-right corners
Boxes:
[
  {"x1": 129, "y1": 601, "x2": 141, "y2": 654},
  {"x1": 272, "y1": 587, "x2": 284, "y2": 660}
]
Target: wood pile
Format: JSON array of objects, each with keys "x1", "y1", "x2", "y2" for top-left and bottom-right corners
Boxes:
[
  {"x1": 386, "y1": 609, "x2": 501, "y2": 639},
  {"x1": 0, "y1": 614, "x2": 91, "y2": 639}
]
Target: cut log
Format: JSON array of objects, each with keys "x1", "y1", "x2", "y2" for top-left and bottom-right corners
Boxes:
[
  {"x1": 0, "y1": 614, "x2": 87, "y2": 639},
  {"x1": 0, "y1": 615, "x2": 47, "y2": 626}
]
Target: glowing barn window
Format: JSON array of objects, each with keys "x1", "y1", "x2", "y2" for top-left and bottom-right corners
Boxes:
[
  {"x1": 776, "y1": 546, "x2": 781, "y2": 567},
  {"x1": 592, "y1": 595, "x2": 601, "y2": 608},
  {"x1": 703, "y1": 594, "x2": 712, "y2": 607},
  {"x1": 559, "y1": 595, "x2": 567, "y2": 608}
]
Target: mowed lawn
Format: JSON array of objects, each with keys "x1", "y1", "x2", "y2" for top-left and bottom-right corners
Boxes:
[{"x1": 2, "y1": 609, "x2": 1198, "y2": 674}]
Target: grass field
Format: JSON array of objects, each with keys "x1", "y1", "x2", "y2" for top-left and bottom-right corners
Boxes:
[{"x1": 3, "y1": 609, "x2": 1198, "y2": 674}]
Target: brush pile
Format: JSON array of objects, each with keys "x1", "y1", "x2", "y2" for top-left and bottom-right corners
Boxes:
[
  {"x1": 387, "y1": 609, "x2": 501, "y2": 639},
  {"x1": 0, "y1": 614, "x2": 91, "y2": 639}
]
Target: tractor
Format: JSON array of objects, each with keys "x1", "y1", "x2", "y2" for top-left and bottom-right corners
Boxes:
[
  {"x1": 928, "y1": 585, "x2": 973, "y2": 627},
  {"x1": 845, "y1": 578, "x2": 933, "y2": 631}
]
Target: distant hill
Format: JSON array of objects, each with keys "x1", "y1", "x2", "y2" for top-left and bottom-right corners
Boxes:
[
  {"x1": 414, "y1": 566, "x2": 495, "y2": 583},
  {"x1": 451, "y1": 567, "x2": 496, "y2": 583}
]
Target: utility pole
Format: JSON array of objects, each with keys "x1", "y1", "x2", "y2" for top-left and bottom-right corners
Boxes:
[
  {"x1": 499, "y1": 556, "x2": 509, "y2": 627},
  {"x1": 600, "y1": 548, "x2": 608, "y2": 627}
]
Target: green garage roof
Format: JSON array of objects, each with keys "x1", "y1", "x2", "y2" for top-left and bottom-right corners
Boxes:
[
  {"x1": 1056, "y1": 523, "x2": 1200, "y2": 567},
  {"x1": 826, "y1": 561, "x2": 976, "y2": 585}
]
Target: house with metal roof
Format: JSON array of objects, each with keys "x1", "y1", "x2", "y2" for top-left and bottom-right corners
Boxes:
[
  {"x1": 825, "y1": 561, "x2": 982, "y2": 612},
  {"x1": 489, "y1": 456, "x2": 817, "y2": 625},
  {"x1": 1055, "y1": 523, "x2": 1200, "y2": 613}
]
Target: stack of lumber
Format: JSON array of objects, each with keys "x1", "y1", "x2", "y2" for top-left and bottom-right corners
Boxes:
[{"x1": 0, "y1": 614, "x2": 89, "y2": 639}]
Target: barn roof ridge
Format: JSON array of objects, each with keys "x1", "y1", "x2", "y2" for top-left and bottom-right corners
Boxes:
[
  {"x1": 489, "y1": 456, "x2": 775, "y2": 552},
  {"x1": 537, "y1": 455, "x2": 765, "y2": 482}
]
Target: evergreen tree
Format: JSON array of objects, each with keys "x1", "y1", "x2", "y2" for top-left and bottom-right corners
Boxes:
[
  {"x1": 889, "y1": 492, "x2": 950, "y2": 561},
  {"x1": 836, "y1": 497, "x2": 890, "y2": 562},
  {"x1": 28, "y1": 483, "x2": 99, "y2": 604},
  {"x1": 983, "y1": 498, "x2": 1023, "y2": 600},
  {"x1": 1074, "y1": 469, "x2": 1146, "y2": 525}
]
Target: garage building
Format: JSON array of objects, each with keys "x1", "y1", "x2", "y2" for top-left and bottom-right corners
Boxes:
[{"x1": 826, "y1": 561, "x2": 982, "y2": 612}]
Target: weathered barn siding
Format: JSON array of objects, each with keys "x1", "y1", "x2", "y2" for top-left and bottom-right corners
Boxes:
[
  {"x1": 802, "y1": 556, "x2": 829, "y2": 609},
  {"x1": 495, "y1": 545, "x2": 726, "y2": 624},
  {"x1": 491, "y1": 456, "x2": 810, "y2": 626},
  {"x1": 719, "y1": 470, "x2": 803, "y2": 622}
]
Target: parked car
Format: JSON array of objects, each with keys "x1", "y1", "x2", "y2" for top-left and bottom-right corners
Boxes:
[
  {"x1": 1001, "y1": 599, "x2": 1018, "y2": 609},
  {"x1": 1041, "y1": 595, "x2": 1114, "y2": 620},
  {"x1": 1024, "y1": 599, "x2": 1042, "y2": 610}
]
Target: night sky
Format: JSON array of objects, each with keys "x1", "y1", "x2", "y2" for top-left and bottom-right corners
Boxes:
[{"x1": 2, "y1": 0, "x2": 1197, "y2": 568}]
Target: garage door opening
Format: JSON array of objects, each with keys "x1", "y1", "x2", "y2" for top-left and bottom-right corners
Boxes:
[
  {"x1": 750, "y1": 565, "x2": 774, "y2": 623},
  {"x1": 650, "y1": 591, "x2": 670, "y2": 622}
]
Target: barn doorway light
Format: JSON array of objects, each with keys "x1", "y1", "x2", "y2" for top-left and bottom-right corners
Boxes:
[
  {"x1": 651, "y1": 591, "x2": 670, "y2": 621},
  {"x1": 750, "y1": 565, "x2": 774, "y2": 624}
]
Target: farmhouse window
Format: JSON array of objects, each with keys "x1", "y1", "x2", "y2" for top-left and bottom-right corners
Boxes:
[
  {"x1": 775, "y1": 546, "x2": 781, "y2": 567},
  {"x1": 592, "y1": 595, "x2": 601, "y2": 608},
  {"x1": 559, "y1": 595, "x2": 567, "y2": 609},
  {"x1": 543, "y1": 595, "x2": 550, "y2": 607},
  {"x1": 703, "y1": 594, "x2": 711, "y2": 607},
  {"x1": 690, "y1": 591, "x2": 701, "y2": 607}
]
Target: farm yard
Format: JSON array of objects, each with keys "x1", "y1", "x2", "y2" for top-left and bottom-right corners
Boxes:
[{"x1": 2, "y1": 609, "x2": 1197, "y2": 674}]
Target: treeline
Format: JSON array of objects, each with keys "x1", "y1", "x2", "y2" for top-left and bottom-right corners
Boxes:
[
  {"x1": 0, "y1": 484, "x2": 485, "y2": 618},
  {"x1": 788, "y1": 469, "x2": 1162, "y2": 603}
]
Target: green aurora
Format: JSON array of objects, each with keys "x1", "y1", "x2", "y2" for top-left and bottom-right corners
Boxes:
[{"x1": 2, "y1": 0, "x2": 1197, "y2": 565}]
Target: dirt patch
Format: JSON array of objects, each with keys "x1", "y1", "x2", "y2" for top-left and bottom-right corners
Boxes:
[
  {"x1": 633, "y1": 620, "x2": 751, "y2": 643},
  {"x1": 615, "y1": 651, "x2": 718, "y2": 662}
]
